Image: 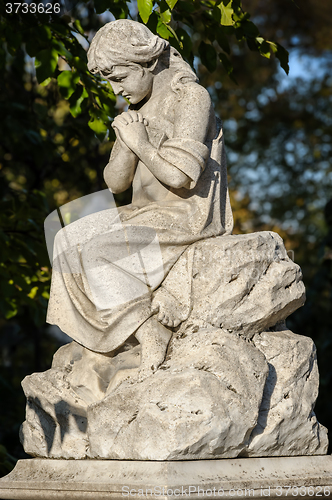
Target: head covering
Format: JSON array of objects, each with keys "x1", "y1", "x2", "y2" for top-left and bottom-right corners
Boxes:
[{"x1": 87, "y1": 20, "x2": 169, "y2": 73}]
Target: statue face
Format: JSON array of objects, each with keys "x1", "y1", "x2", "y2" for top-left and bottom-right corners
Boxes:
[{"x1": 102, "y1": 65, "x2": 153, "y2": 104}]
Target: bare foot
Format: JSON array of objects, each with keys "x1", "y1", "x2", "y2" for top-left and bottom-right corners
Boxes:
[
  {"x1": 135, "y1": 316, "x2": 172, "y2": 381},
  {"x1": 151, "y1": 288, "x2": 189, "y2": 328},
  {"x1": 105, "y1": 316, "x2": 173, "y2": 393}
]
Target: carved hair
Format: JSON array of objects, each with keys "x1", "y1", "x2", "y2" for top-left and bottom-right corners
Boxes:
[
  {"x1": 87, "y1": 20, "x2": 197, "y2": 98},
  {"x1": 158, "y1": 45, "x2": 198, "y2": 98}
]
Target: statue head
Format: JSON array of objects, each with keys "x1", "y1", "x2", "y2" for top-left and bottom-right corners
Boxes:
[
  {"x1": 87, "y1": 19, "x2": 197, "y2": 104},
  {"x1": 87, "y1": 20, "x2": 166, "y2": 104}
]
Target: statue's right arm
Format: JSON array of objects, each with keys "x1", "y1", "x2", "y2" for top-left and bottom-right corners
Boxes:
[{"x1": 103, "y1": 136, "x2": 139, "y2": 193}]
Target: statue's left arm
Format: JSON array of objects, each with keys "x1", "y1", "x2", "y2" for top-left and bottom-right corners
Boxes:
[{"x1": 112, "y1": 84, "x2": 213, "y2": 190}]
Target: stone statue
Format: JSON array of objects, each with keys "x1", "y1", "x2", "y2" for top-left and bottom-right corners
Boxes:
[
  {"x1": 19, "y1": 20, "x2": 328, "y2": 461},
  {"x1": 46, "y1": 19, "x2": 233, "y2": 384}
]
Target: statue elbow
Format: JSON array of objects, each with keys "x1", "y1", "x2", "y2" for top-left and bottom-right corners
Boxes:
[
  {"x1": 103, "y1": 167, "x2": 131, "y2": 194},
  {"x1": 169, "y1": 171, "x2": 191, "y2": 189}
]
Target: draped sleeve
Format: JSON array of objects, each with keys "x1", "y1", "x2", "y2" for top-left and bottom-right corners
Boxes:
[{"x1": 157, "y1": 135, "x2": 210, "y2": 189}]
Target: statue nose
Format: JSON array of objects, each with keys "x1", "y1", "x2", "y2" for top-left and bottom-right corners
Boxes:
[{"x1": 112, "y1": 83, "x2": 123, "y2": 96}]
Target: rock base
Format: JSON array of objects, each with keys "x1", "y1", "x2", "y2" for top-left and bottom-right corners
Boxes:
[
  {"x1": 19, "y1": 232, "x2": 328, "y2": 459},
  {"x1": 0, "y1": 457, "x2": 332, "y2": 499},
  {"x1": 20, "y1": 327, "x2": 327, "y2": 460}
]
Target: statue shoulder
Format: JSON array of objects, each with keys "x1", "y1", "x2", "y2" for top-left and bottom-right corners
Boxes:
[
  {"x1": 170, "y1": 82, "x2": 215, "y2": 141},
  {"x1": 177, "y1": 81, "x2": 213, "y2": 112}
]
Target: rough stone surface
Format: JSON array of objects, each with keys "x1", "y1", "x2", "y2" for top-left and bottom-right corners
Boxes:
[
  {"x1": 1, "y1": 456, "x2": 332, "y2": 500},
  {"x1": 158, "y1": 231, "x2": 305, "y2": 339},
  {"x1": 21, "y1": 327, "x2": 269, "y2": 460},
  {"x1": 20, "y1": 367, "x2": 89, "y2": 460},
  {"x1": 87, "y1": 328, "x2": 268, "y2": 460},
  {"x1": 20, "y1": 234, "x2": 327, "y2": 459},
  {"x1": 248, "y1": 329, "x2": 328, "y2": 456}
]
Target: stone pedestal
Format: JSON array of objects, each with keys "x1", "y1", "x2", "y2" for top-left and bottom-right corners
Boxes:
[{"x1": 0, "y1": 456, "x2": 331, "y2": 500}]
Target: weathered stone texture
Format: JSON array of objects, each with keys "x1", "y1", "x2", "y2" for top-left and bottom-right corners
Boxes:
[{"x1": 20, "y1": 233, "x2": 328, "y2": 460}]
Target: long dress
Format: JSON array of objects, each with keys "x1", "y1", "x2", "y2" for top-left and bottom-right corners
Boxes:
[{"x1": 46, "y1": 84, "x2": 233, "y2": 353}]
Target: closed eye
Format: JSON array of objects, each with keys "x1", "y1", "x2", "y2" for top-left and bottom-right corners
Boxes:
[
  {"x1": 100, "y1": 70, "x2": 112, "y2": 78},
  {"x1": 113, "y1": 77, "x2": 125, "y2": 83}
]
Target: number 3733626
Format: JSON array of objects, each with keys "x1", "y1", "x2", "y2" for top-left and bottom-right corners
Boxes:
[{"x1": 6, "y1": 3, "x2": 61, "y2": 13}]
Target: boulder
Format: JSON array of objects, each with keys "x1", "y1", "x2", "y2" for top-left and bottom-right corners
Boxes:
[
  {"x1": 247, "y1": 328, "x2": 328, "y2": 456},
  {"x1": 20, "y1": 231, "x2": 328, "y2": 459},
  {"x1": 87, "y1": 328, "x2": 268, "y2": 460},
  {"x1": 158, "y1": 231, "x2": 305, "y2": 339}
]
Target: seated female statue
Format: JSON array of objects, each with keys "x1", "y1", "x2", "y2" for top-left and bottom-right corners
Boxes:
[{"x1": 47, "y1": 19, "x2": 233, "y2": 383}]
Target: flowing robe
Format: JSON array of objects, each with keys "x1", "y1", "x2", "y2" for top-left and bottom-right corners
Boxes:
[{"x1": 47, "y1": 85, "x2": 233, "y2": 353}]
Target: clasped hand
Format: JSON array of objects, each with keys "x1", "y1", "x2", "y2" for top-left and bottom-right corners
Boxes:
[{"x1": 112, "y1": 111, "x2": 149, "y2": 153}]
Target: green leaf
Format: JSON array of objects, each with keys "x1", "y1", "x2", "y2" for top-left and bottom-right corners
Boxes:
[
  {"x1": 235, "y1": 26, "x2": 245, "y2": 41},
  {"x1": 175, "y1": 0, "x2": 195, "y2": 13},
  {"x1": 37, "y1": 25, "x2": 52, "y2": 42},
  {"x1": 72, "y1": 56, "x2": 88, "y2": 72},
  {"x1": 25, "y1": 38, "x2": 40, "y2": 58},
  {"x1": 89, "y1": 107, "x2": 110, "y2": 141},
  {"x1": 94, "y1": 0, "x2": 113, "y2": 14},
  {"x1": 164, "y1": 24, "x2": 181, "y2": 44},
  {"x1": 246, "y1": 37, "x2": 259, "y2": 52},
  {"x1": 49, "y1": 23, "x2": 69, "y2": 37},
  {"x1": 74, "y1": 19, "x2": 85, "y2": 35},
  {"x1": 217, "y1": 1, "x2": 235, "y2": 26},
  {"x1": 88, "y1": 111, "x2": 108, "y2": 141},
  {"x1": 215, "y1": 28, "x2": 231, "y2": 54},
  {"x1": 157, "y1": 20, "x2": 172, "y2": 39},
  {"x1": 258, "y1": 40, "x2": 271, "y2": 59},
  {"x1": 28, "y1": 286, "x2": 39, "y2": 299},
  {"x1": 268, "y1": 41, "x2": 289, "y2": 74},
  {"x1": 219, "y1": 52, "x2": 237, "y2": 83},
  {"x1": 51, "y1": 39, "x2": 73, "y2": 61},
  {"x1": 166, "y1": 0, "x2": 178, "y2": 8},
  {"x1": 57, "y1": 70, "x2": 80, "y2": 99},
  {"x1": 25, "y1": 25, "x2": 51, "y2": 57},
  {"x1": 35, "y1": 48, "x2": 58, "y2": 84},
  {"x1": 69, "y1": 87, "x2": 88, "y2": 117},
  {"x1": 138, "y1": 0, "x2": 153, "y2": 23},
  {"x1": 176, "y1": 27, "x2": 192, "y2": 59},
  {"x1": 242, "y1": 21, "x2": 260, "y2": 38},
  {"x1": 232, "y1": 1, "x2": 248, "y2": 22},
  {"x1": 198, "y1": 41, "x2": 217, "y2": 73},
  {"x1": 97, "y1": 91, "x2": 116, "y2": 116},
  {"x1": 88, "y1": 117, "x2": 108, "y2": 135},
  {"x1": 40, "y1": 77, "x2": 51, "y2": 87},
  {"x1": 5, "y1": 307, "x2": 18, "y2": 320},
  {"x1": 109, "y1": 2, "x2": 129, "y2": 18},
  {"x1": 160, "y1": 8, "x2": 172, "y2": 23}
]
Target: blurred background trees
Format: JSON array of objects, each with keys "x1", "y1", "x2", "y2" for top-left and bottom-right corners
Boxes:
[{"x1": 0, "y1": 0, "x2": 331, "y2": 473}]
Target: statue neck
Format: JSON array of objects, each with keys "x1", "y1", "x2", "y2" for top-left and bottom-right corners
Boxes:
[
  {"x1": 131, "y1": 66, "x2": 175, "y2": 111},
  {"x1": 149, "y1": 66, "x2": 174, "y2": 101}
]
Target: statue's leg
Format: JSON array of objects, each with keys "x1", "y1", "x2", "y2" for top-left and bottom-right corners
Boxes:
[
  {"x1": 135, "y1": 315, "x2": 172, "y2": 380},
  {"x1": 104, "y1": 317, "x2": 171, "y2": 393}
]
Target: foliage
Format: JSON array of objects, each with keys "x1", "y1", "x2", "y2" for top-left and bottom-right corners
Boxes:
[
  {"x1": 0, "y1": 189, "x2": 50, "y2": 322},
  {"x1": 1, "y1": 0, "x2": 289, "y2": 143},
  {"x1": 140, "y1": 0, "x2": 289, "y2": 76}
]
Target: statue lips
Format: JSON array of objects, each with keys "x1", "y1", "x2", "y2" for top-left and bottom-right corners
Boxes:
[{"x1": 123, "y1": 94, "x2": 131, "y2": 101}]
